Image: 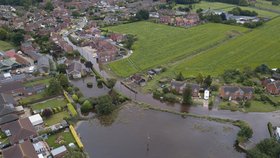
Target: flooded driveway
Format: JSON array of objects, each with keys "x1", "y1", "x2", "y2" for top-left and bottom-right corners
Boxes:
[
  {"x1": 77, "y1": 104, "x2": 245, "y2": 158},
  {"x1": 69, "y1": 76, "x2": 110, "y2": 98}
]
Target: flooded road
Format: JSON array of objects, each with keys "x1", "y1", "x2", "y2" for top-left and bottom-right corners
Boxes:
[
  {"x1": 69, "y1": 76, "x2": 110, "y2": 98},
  {"x1": 77, "y1": 104, "x2": 245, "y2": 158}
]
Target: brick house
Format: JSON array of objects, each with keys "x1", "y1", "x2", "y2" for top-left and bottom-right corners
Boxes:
[
  {"x1": 170, "y1": 80, "x2": 200, "y2": 97},
  {"x1": 262, "y1": 78, "x2": 280, "y2": 95},
  {"x1": 219, "y1": 86, "x2": 254, "y2": 100}
]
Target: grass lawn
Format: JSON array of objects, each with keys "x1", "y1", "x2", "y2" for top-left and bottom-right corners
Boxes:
[
  {"x1": 20, "y1": 92, "x2": 46, "y2": 105},
  {"x1": 219, "y1": 100, "x2": 280, "y2": 112},
  {"x1": 31, "y1": 97, "x2": 67, "y2": 110},
  {"x1": 44, "y1": 111, "x2": 69, "y2": 126},
  {"x1": 171, "y1": 17, "x2": 280, "y2": 77},
  {"x1": 107, "y1": 21, "x2": 248, "y2": 77},
  {"x1": 0, "y1": 40, "x2": 14, "y2": 51},
  {"x1": 46, "y1": 131, "x2": 75, "y2": 148},
  {"x1": 23, "y1": 78, "x2": 51, "y2": 87}
]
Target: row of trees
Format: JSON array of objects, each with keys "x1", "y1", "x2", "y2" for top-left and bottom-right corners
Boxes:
[
  {"x1": 167, "y1": 0, "x2": 201, "y2": 4},
  {"x1": 0, "y1": 0, "x2": 42, "y2": 6},
  {"x1": 204, "y1": 0, "x2": 249, "y2": 6},
  {"x1": 229, "y1": 7, "x2": 258, "y2": 16}
]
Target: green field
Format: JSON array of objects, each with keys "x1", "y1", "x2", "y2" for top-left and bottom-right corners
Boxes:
[
  {"x1": 0, "y1": 41, "x2": 14, "y2": 51},
  {"x1": 46, "y1": 131, "x2": 75, "y2": 148},
  {"x1": 172, "y1": 17, "x2": 280, "y2": 77},
  {"x1": 23, "y1": 78, "x2": 51, "y2": 87},
  {"x1": 107, "y1": 22, "x2": 248, "y2": 77}
]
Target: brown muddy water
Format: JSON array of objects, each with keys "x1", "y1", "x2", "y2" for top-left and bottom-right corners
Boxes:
[{"x1": 77, "y1": 104, "x2": 245, "y2": 158}]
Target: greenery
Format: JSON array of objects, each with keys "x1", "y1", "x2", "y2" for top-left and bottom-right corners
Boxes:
[
  {"x1": 232, "y1": 120, "x2": 253, "y2": 143},
  {"x1": 176, "y1": 72, "x2": 185, "y2": 81},
  {"x1": 267, "y1": 122, "x2": 273, "y2": 137},
  {"x1": 95, "y1": 95, "x2": 115, "y2": 115},
  {"x1": 44, "y1": 111, "x2": 69, "y2": 126},
  {"x1": 57, "y1": 64, "x2": 67, "y2": 74},
  {"x1": 42, "y1": 109, "x2": 53, "y2": 118},
  {"x1": 45, "y1": 77, "x2": 63, "y2": 95},
  {"x1": 107, "y1": 21, "x2": 247, "y2": 77},
  {"x1": 228, "y1": 7, "x2": 258, "y2": 16},
  {"x1": 106, "y1": 78, "x2": 117, "y2": 89},
  {"x1": 204, "y1": 0, "x2": 249, "y2": 6},
  {"x1": 135, "y1": 10, "x2": 150, "y2": 21},
  {"x1": 46, "y1": 131, "x2": 75, "y2": 148},
  {"x1": 67, "y1": 103, "x2": 78, "y2": 117},
  {"x1": 81, "y1": 100, "x2": 92, "y2": 113},
  {"x1": 168, "y1": 0, "x2": 200, "y2": 4},
  {"x1": 45, "y1": 0, "x2": 54, "y2": 11},
  {"x1": 31, "y1": 98, "x2": 67, "y2": 110},
  {"x1": 247, "y1": 138, "x2": 280, "y2": 158},
  {"x1": 0, "y1": 40, "x2": 14, "y2": 51},
  {"x1": 20, "y1": 93, "x2": 46, "y2": 105},
  {"x1": 183, "y1": 86, "x2": 193, "y2": 104},
  {"x1": 23, "y1": 78, "x2": 51, "y2": 87}
]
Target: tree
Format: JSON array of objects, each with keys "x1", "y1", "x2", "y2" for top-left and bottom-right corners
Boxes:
[
  {"x1": 255, "y1": 64, "x2": 272, "y2": 74},
  {"x1": 11, "y1": 32, "x2": 24, "y2": 46},
  {"x1": 42, "y1": 108, "x2": 53, "y2": 118},
  {"x1": 183, "y1": 86, "x2": 192, "y2": 105},
  {"x1": 81, "y1": 100, "x2": 92, "y2": 113},
  {"x1": 85, "y1": 61, "x2": 93, "y2": 69},
  {"x1": 123, "y1": 34, "x2": 136, "y2": 50},
  {"x1": 135, "y1": 10, "x2": 149, "y2": 21},
  {"x1": 57, "y1": 74, "x2": 69, "y2": 89},
  {"x1": 203, "y1": 75, "x2": 212, "y2": 88},
  {"x1": 57, "y1": 64, "x2": 67, "y2": 74},
  {"x1": 46, "y1": 78, "x2": 62, "y2": 95},
  {"x1": 196, "y1": 73, "x2": 204, "y2": 85},
  {"x1": 107, "y1": 78, "x2": 117, "y2": 89},
  {"x1": 45, "y1": 0, "x2": 54, "y2": 11},
  {"x1": 176, "y1": 72, "x2": 185, "y2": 81},
  {"x1": 72, "y1": 11, "x2": 80, "y2": 18},
  {"x1": 248, "y1": 138, "x2": 280, "y2": 158},
  {"x1": 96, "y1": 96, "x2": 114, "y2": 115},
  {"x1": 0, "y1": 28, "x2": 8, "y2": 41}
]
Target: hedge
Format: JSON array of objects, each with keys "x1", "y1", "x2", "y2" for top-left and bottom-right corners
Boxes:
[{"x1": 67, "y1": 103, "x2": 78, "y2": 117}]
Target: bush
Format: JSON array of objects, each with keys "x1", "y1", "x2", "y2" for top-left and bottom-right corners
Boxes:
[
  {"x1": 42, "y1": 109, "x2": 53, "y2": 118},
  {"x1": 67, "y1": 103, "x2": 78, "y2": 116},
  {"x1": 267, "y1": 122, "x2": 273, "y2": 137},
  {"x1": 244, "y1": 101, "x2": 251, "y2": 108},
  {"x1": 97, "y1": 79, "x2": 103, "y2": 87},
  {"x1": 78, "y1": 97, "x2": 86, "y2": 104},
  {"x1": 153, "y1": 90, "x2": 163, "y2": 100},
  {"x1": 72, "y1": 94, "x2": 79, "y2": 102},
  {"x1": 95, "y1": 96, "x2": 114, "y2": 115},
  {"x1": 81, "y1": 100, "x2": 92, "y2": 113},
  {"x1": 163, "y1": 93, "x2": 177, "y2": 103}
]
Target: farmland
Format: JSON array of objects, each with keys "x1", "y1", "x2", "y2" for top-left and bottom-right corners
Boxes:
[
  {"x1": 107, "y1": 21, "x2": 248, "y2": 77},
  {"x1": 0, "y1": 40, "x2": 14, "y2": 51},
  {"x1": 172, "y1": 17, "x2": 280, "y2": 77}
]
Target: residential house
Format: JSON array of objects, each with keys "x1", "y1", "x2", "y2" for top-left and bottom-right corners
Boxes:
[
  {"x1": 20, "y1": 42, "x2": 40, "y2": 63},
  {"x1": 66, "y1": 61, "x2": 87, "y2": 79},
  {"x1": 51, "y1": 145, "x2": 68, "y2": 158},
  {"x1": 219, "y1": 86, "x2": 254, "y2": 100},
  {"x1": 0, "y1": 59, "x2": 21, "y2": 72},
  {"x1": 37, "y1": 55, "x2": 50, "y2": 74},
  {"x1": 2, "y1": 140, "x2": 38, "y2": 158},
  {"x1": 33, "y1": 141, "x2": 48, "y2": 155},
  {"x1": 1, "y1": 117, "x2": 38, "y2": 144},
  {"x1": 0, "y1": 81, "x2": 25, "y2": 96},
  {"x1": 131, "y1": 74, "x2": 146, "y2": 86},
  {"x1": 170, "y1": 80, "x2": 200, "y2": 97},
  {"x1": 109, "y1": 33, "x2": 125, "y2": 43},
  {"x1": 170, "y1": 80, "x2": 186, "y2": 94},
  {"x1": 24, "y1": 84, "x2": 46, "y2": 96},
  {"x1": 93, "y1": 40, "x2": 119, "y2": 63},
  {"x1": 263, "y1": 78, "x2": 280, "y2": 95},
  {"x1": 0, "y1": 93, "x2": 19, "y2": 125}
]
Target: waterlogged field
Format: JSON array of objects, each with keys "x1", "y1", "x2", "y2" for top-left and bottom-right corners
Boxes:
[
  {"x1": 172, "y1": 17, "x2": 280, "y2": 77},
  {"x1": 107, "y1": 22, "x2": 248, "y2": 77}
]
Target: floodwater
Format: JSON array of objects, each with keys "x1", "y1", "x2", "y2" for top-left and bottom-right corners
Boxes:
[
  {"x1": 77, "y1": 104, "x2": 245, "y2": 158},
  {"x1": 69, "y1": 76, "x2": 110, "y2": 98}
]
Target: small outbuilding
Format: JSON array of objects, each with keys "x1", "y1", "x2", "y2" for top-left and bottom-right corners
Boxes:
[
  {"x1": 28, "y1": 114, "x2": 43, "y2": 126},
  {"x1": 51, "y1": 145, "x2": 68, "y2": 158}
]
